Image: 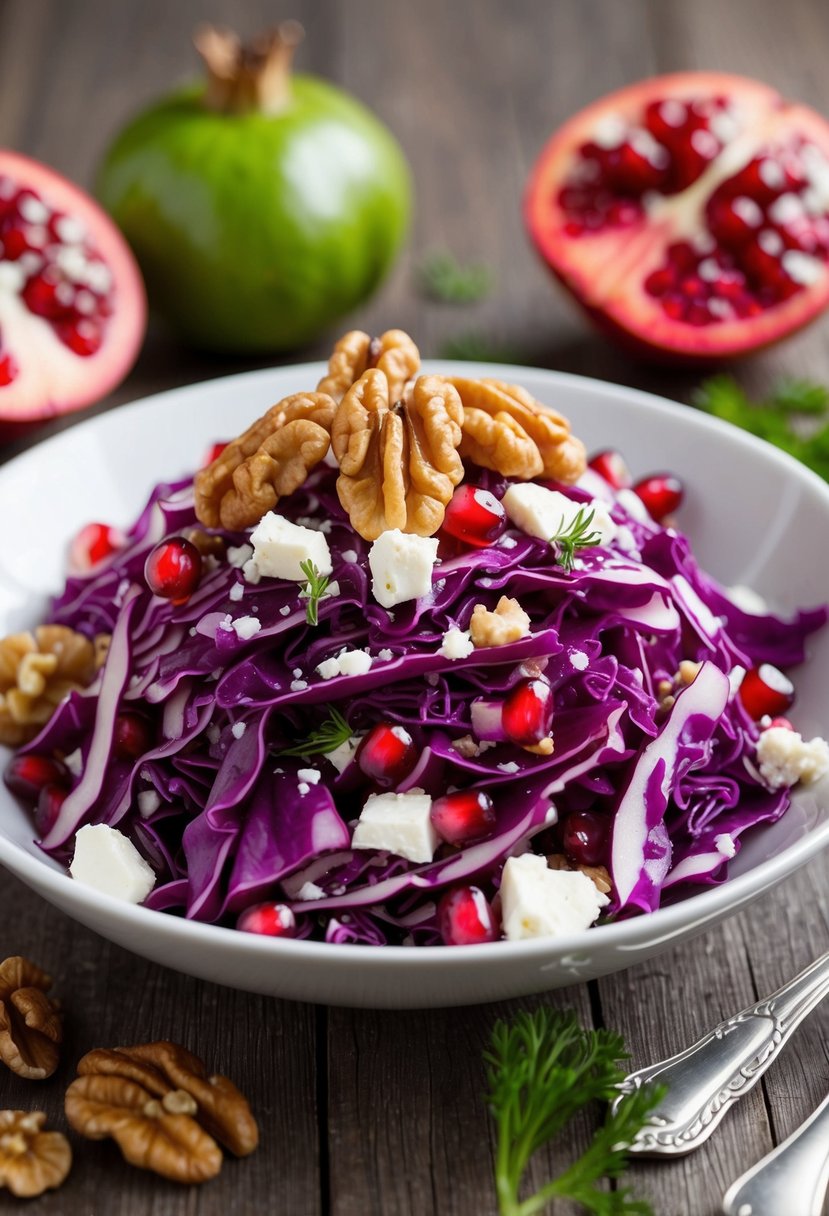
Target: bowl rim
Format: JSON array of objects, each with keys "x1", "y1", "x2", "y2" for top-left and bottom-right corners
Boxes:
[{"x1": 1, "y1": 359, "x2": 828, "y2": 967}]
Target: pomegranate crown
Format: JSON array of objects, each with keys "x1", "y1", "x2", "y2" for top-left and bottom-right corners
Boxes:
[{"x1": 194, "y1": 20, "x2": 304, "y2": 115}]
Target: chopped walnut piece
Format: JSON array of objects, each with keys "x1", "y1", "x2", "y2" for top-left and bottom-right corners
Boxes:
[
  {"x1": 194, "y1": 392, "x2": 336, "y2": 530},
  {"x1": 448, "y1": 376, "x2": 586, "y2": 483},
  {"x1": 0, "y1": 626, "x2": 97, "y2": 746},
  {"x1": 678, "y1": 659, "x2": 702, "y2": 685},
  {"x1": 332, "y1": 370, "x2": 464, "y2": 539},
  {"x1": 0, "y1": 1110, "x2": 71, "y2": 1198},
  {"x1": 93, "y1": 633, "x2": 111, "y2": 670},
  {"x1": 65, "y1": 1041, "x2": 258, "y2": 1183},
  {"x1": 0, "y1": 957, "x2": 63, "y2": 1081},
  {"x1": 317, "y1": 328, "x2": 420, "y2": 403},
  {"x1": 184, "y1": 528, "x2": 227, "y2": 559},
  {"x1": 547, "y1": 853, "x2": 612, "y2": 895},
  {"x1": 470, "y1": 596, "x2": 531, "y2": 648}
]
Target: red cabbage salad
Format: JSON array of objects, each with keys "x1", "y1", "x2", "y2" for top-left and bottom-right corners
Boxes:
[{"x1": 7, "y1": 394, "x2": 829, "y2": 948}]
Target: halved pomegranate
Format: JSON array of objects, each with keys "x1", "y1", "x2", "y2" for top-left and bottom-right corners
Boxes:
[
  {"x1": 0, "y1": 151, "x2": 145, "y2": 429},
  {"x1": 526, "y1": 73, "x2": 829, "y2": 361}
]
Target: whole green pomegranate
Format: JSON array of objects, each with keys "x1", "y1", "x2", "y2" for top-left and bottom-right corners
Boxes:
[{"x1": 96, "y1": 23, "x2": 411, "y2": 352}]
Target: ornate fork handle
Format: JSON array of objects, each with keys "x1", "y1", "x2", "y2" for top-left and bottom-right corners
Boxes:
[
  {"x1": 611, "y1": 950, "x2": 829, "y2": 1156},
  {"x1": 722, "y1": 1090, "x2": 829, "y2": 1216}
]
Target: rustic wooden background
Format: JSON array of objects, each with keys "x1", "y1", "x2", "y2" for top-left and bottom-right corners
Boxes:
[{"x1": 1, "y1": 1, "x2": 828, "y2": 1214}]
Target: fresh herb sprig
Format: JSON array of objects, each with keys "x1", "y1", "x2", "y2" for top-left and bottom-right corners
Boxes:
[
  {"x1": 550, "y1": 507, "x2": 602, "y2": 573},
  {"x1": 438, "y1": 330, "x2": 524, "y2": 364},
  {"x1": 417, "y1": 250, "x2": 493, "y2": 304},
  {"x1": 485, "y1": 1009, "x2": 663, "y2": 1216},
  {"x1": 693, "y1": 374, "x2": 829, "y2": 481},
  {"x1": 279, "y1": 708, "x2": 352, "y2": 758},
  {"x1": 299, "y1": 559, "x2": 330, "y2": 626}
]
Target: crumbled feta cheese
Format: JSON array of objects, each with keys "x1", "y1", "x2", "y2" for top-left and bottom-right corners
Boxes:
[
  {"x1": 342, "y1": 549, "x2": 359, "y2": 563},
  {"x1": 337, "y1": 649, "x2": 372, "y2": 677},
  {"x1": 316, "y1": 657, "x2": 341, "y2": 680},
  {"x1": 290, "y1": 679, "x2": 309, "y2": 692},
  {"x1": 500, "y1": 854, "x2": 608, "y2": 941},
  {"x1": 231, "y1": 722, "x2": 247, "y2": 739},
  {"x1": 70, "y1": 824, "x2": 156, "y2": 903},
  {"x1": 229, "y1": 582, "x2": 244, "y2": 602},
  {"x1": 243, "y1": 558, "x2": 262, "y2": 585},
  {"x1": 227, "y1": 543, "x2": 253, "y2": 569},
  {"x1": 297, "y1": 881, "x2": 326, "y2": 901},
  {"x1": 232, "y1": 615, "x2": 261, "y2": 640},
  {"x1": 292, "y1": 668, "x2": 303, "y2": 678},
  {"x1": 502, "y1": 484, "x2": 616, "y2": 546},
  {"x1": 352, "y1": 790, "x2": 438, "y2": 864},
  {"x1": 297, "y1": 768, "x2": 321, "y2": 785},
  {"x1": 249, "y1": 512, "x2": 332, "y2": 581},
  {"x1": 497, "y1": 761, "x2": 520, "y2": 774},
  {"x1": 756, "y1": 726, "x2": 829, "y2": 789},
  {"x1": 137, "y1": 789, "x2": 161, "y2": 818},
  {"x1": 570, "y1": 650, "x2": 589, "y2": 671},
  {"x1": 216, "y1": 613, "x2": 233, "y2": 635},
  {"x1": 439, "y1": 628, "x2": 474, "y2": 660},
  {"x1": 369, "y1": 529, "x2": 438, "y2": 608},
  {"x1": 714, "y1": 833, "x2": 736, "y2": 858},
  {"x1": 500, "y1": 535, "x2": 518, "y2": 549},
  {"x1": 378, "y1": 648, "x2": 394, "y2": 662},
  {"x1": 327, "y1": 736, "x2": 360, "y2": 773},
  {"x1": 298, "y1": 782, "x2": 310, "y2": 796},
  {"x1": 63, "y1": 748, "x2": 83, "y2": 777},
  {"x1": 279, "y1": 604, "x2": 292, "y2": 617},
  {"x1": 206, "y1": 723, "x2": 221, "y2": 745}
]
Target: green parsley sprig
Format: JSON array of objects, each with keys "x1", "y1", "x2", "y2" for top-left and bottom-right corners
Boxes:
[
  {"x1": 279, "y1": 708, "x2": 352, "y2": 758},
  {"x1": 299, "y1": 559, "x2": 330, "y2": 626},
  {"x1": 485, "y1": 1008, "x2": 663, "y2": 1216},
  {"x1": 417, "y1": 250, "x2": 493, "y2": 304},
  {"x1": 550, "y1": 507, "x2": 602, "y2": 573},
  {"x1": 693, "y1": 375, "x2": 829, "y2": 481}
]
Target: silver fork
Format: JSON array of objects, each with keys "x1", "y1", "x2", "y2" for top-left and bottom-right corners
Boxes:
[
  {"x1": 610, "y1": 950, "x2": 829, "y2": 1156},
  {"x1": 721, "y1": 1090, "x2": 829, "y2": 1216}
]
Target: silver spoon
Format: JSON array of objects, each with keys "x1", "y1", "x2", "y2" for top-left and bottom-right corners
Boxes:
[
  {"x1": 611, "y1": 950, "x2": 829, "y2": 1156},
  {"x1": 722, "y1": 1090, "x2": 829, "y2": 1216}
]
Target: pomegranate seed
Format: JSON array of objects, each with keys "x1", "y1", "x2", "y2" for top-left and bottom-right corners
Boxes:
[
  {"x1": 56, "y1": 318, "x2": 102, "y2": 357},
  {"x1": 144, "y1": 537, "x2": 202, "y2": 603},
  {"x1": 442, "y1": 484, "x2": 506, "y2": 548},
  {"x1": 633, "y1": 473, "x2": 683, "y2": 521},
  {"x1": 357, "y1": 723, "x2": 417, "y2": 787},
  {"x1": 588, "y1": 449, "x2": 631, "y2": 489},
  {"x1": 0, "y1": 354, "x2": 17, "y2": 386},
  {"x1": 69, "y1": 521, "x2": 122, "y2": 570},
  {"x1": 22, "y1": 271, "x2": 68, "y2": 320},
  {"x1": 739, "y1": 664, "x2": 795, "y2": 719},
  {"x1": 35, "y1": 784, "x2": 67, "y2": 838},
  {"x1": 430, "y1": 789, "x2": 496, "y2": 846},
  {"x1": 113, "y1": 711, "x2": 154, "y2": 760},
  {"x1": 604, "y1": 140, "x2": 667, "y2": 193},
  {"x1": 562, "y1": 811, "x2": 608, "y2": 866},
  {"x1": 203, "y1": 441, "x2": 228, "y2": 468},
  {"x1": 438, "y1": 886, "x2": 498, "y2": 946},
  {"x1": 502, "y1": 677, "x2": 554, "y2": 747},
  {"x1": 707, "y1": 195, "x2": 763, "y2": 246},
  {"x1": 237, "y1": 902, "x2": 297, "y2": 937},
  {"x1": 644, "y1": 98, "x2": 689, "y2": 146},
  {"x1": 5, "y1": 754, "x2": 68, "y2": 803},
  {"x1": 1, "y1": 226, "x2": 31, "y2": 259},
  {"x1": 644, "y1": 268, "x2": 674, "y2": 296}
]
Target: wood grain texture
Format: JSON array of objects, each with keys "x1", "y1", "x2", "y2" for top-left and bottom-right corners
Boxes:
[{"x1": 0, "y1": 1, "x2": 828, "y2": 1214}]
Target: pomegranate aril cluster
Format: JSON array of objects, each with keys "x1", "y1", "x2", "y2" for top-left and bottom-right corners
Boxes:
[{"x1": 0, "y1": 176, "x2": 115, "y2": 371}]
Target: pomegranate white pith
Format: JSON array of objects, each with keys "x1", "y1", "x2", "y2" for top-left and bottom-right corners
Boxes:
[
  {"x1": 0, "y1": 151, "x2": 145, "y2": 422},
  {"x1": 525, "y1": 73, "x2": 829, "y2": 359}
]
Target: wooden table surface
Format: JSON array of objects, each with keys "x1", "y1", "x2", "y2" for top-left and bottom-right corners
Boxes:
[{"x1": 1, "y1": 2, "x2": 828, "y2": 1213}]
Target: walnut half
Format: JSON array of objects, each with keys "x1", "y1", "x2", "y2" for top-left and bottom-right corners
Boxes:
[
  {"x1": 316, "y1": 328, "x2": 420, "y2": 403},
  {"x1": 332, "y1": 369, "x2": 464, "y2": 539},
  {"x1": 0, "y1": 957, "x2": 63, "y2": 1081},
  {"x1": 0, "y1": 625, "x2": 98, "y2": 746},
  {"x1": 65, "y1": 1041, "x2": 258, "y2": 1184},
  {"x1": 0, "y1": 1111, "x2": 71, "y2": 1198}
]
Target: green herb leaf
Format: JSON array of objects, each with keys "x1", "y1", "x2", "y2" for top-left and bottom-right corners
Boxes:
[
  {"x1": 484, "y1": 1008, "x2": 663, "y2": 1216},
  {"x1": 438, "y1": 331, "x2": 524, "y2": 364},
  {"x1": 417, "y1": 251, "x2": 493, "y2": 304},
  {"x1": 549, "y1": 507, "x2": 602, "y2": 573},
  {"x1": 693, "y1": 374, "x2": 829, "y2": 482},
  {"x1": 299, "y1": 559, "x2": 330, "y2": 626},
  {"x1": 279, "y1": 708, "x2": 352, "y2": 758}
]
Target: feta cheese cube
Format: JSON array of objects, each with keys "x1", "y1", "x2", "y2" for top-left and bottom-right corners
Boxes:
[
  {"x1": 352, "y1": 790, "x2": 438, "y2": 863},
  {"x1": 327, "y1": 735, "x2": 360, "y2": 774},
  {"x1": 232, "y1": 615, "x2": 261, "y2": 640},
  {"x1": 756, "y1": 726, "x2": 829, "y2": 789},
  {"x1": 439, "y1": 628, "x2": 474, "y2": 660},
  {"x1": 231, "y1": 722, "x2": 247, "y2": 739},
  {"x1": 249, "y1": 512, "x2": 332, "y2": 582},
  {"x1": 69, "y1": 824, "x2": 156, "y2": 904},
  {"x1": 500, "y1": 853, "x2": 608, "y2": 941},
  {"x1": 229, "y1": 582, "x2": 244, "y2": 602},
  {"x1": 336, "y1": 649, "x2": 373, "y2": 677},
  {"x1": 502, "y1": 484, "x2": 616, "y2": 547},
  {"x1": 297, "y1": 768, "x2": 321, "y2": 785},
  {"x1": 316, "y1": 657, "x2": 341, "y2": 680},
  {"x1": 369, "y1": 529, "x2": 438, "y2": 608}
]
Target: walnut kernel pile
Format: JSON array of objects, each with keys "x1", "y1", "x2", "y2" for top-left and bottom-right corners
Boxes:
[{"x1": 0, "y1": 625, "x2": 101, "y2": 746}]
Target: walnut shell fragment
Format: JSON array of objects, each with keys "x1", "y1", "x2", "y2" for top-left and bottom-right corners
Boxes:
[
  {"x1": 0, "y1": 625, "x2": 98, "y2": 746},
  {"x1": 332, "y1": 369, "x2": 464, "y2": 539},
  {"x1": 0, "y1": 1110, "x2": 71, "y2": 1198},
  {"x1": 317, "y1": 328, "x2": 420, "y2": 403},
  {"x1": 0, "y1": 957, "x2": 63, "y2": 1081},
  {"x1": 448, "y1": 377, "x2": 586, "y2": 483},
  {"x1": 65, "y1": 1041, "x2": 258, "y2": 1184},
  {"x1": 194, "y1": 392, "x2": 336, "y2": 530}
]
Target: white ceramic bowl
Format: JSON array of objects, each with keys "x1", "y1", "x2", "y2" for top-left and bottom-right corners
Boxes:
[{"x1": 1, "y1": 364, "x2": 827, "y2": 1008}]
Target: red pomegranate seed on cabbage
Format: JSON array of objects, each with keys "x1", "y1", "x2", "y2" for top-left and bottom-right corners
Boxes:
[
  {"x1": 739, "y1": 664, "x2": 795, "y2": 719},
  {"x1": 144, "y1": 537, "x2": 202, "y2": 603},
  {"x1": 237, "y1": 903, "x2": 297, "y2": 937},
  {"x1": 430, "y1": 789, "x2": 496, "y2": 846},
  {"x1": 438, "y1": 886, "x2": 498, "y2": 946}
]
